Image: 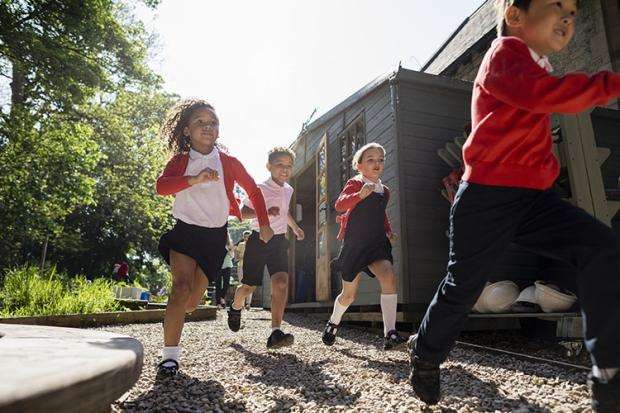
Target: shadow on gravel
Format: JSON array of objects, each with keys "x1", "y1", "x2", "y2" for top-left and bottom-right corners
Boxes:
[
  {"x1": 283, "y1": 314, "x2": 382, "y2": 347},
  {"x1": 118, "y1": 372, "x2": 246, "y2": 412},
  {"x1": 440, "y1": 364, "x2": 553, "y2": 412},
  {"x1": 450, "y1": 346, "x2": 587, "y2": 384},
  {"x1": 335, "y1": 347, "x2": 408, "y2": 382},
  {"x1": 231, "y1": 342, "x2": 361, "y2": 408}
]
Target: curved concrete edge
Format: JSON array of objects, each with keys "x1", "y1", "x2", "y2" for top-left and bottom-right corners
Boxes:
[
  {"x1": 0, "y1": 324, "x2": 143, "y2": 413},
  {"x1": 0, "y1": 306, "x2": 217, "y2": 328}
]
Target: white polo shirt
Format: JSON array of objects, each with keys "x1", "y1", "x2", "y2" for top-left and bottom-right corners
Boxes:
[
  {"x1": 172, "y1": 147, "x2": 230, "y2": 228},
  {"x1": 244, "y1": 178, "x2": 293, "y2": 235}
]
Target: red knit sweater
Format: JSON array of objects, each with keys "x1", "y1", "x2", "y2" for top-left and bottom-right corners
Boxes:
[
  {"x1": 464, "y1": 36, "x2": 620, "y2": 190},
  {"x1": 335, "y1": 177, "x2": 392, "y2": 241},
  {"x1": 156, "y1": 151, "x2": 269, "y2": 227}
]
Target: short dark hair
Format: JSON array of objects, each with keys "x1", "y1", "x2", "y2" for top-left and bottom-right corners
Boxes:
[
  {"x1": 495, "y1": 0, "x2": 579, "y2": 37},
  {"x1": 268, "y1": 147, "x2": 296, "y2": 164}
]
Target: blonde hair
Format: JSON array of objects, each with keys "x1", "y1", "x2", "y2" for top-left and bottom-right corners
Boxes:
[{"x1": 352, "y1": 142, "x2": 386, "y2": 171}]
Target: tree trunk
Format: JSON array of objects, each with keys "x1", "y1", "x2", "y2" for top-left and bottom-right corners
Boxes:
[
  {"x1": 40, "y1": 234, "x2": 49, "y2": 273},
  {"x1": 10, "y1": 60, "x2": 26, "y2": 111}
]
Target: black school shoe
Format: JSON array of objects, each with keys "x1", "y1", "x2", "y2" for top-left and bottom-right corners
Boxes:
[
  {"x1": 227, "y1": 306, "x2": 241, "y2": 332},
  {"x1": 322, "y1": 321, "x2": 339, "y2": 346},
  {"x1": 589, "y1": 372, "x2": 620, "y2": 413},
  {"x1": 407, "y1": 334, "x2": 441, "y2": 405},
  {"x1": 266, "y1": 329, "x2": 294, "y2": 349},
  {"x1": 156, "y1": 359, "x2": 179, "y2": 378},
  {"x1": 383, "y1": 330, "x2": 407, "y2": 350}
]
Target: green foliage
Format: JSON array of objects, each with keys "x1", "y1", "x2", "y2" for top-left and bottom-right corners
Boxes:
[
  {"x1": 0, "y1": 113, "x2": 101, "y2": 267},
  {"x1": 0, "y1": 265, "x2": 120, "y2": 317},
  {"x1": 0, "y1": 0, "x2": 177, "y2": 288},
  {"x1": 0, "y1": 0, "x2": 160, "y2": 114},
  {"x1": 52, "y1": 88, "x2": 176, "y2": 279}
]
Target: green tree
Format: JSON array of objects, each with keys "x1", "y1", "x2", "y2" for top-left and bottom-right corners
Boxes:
[
  {"x1": 53, "y1": 87, "x2": 176, "y2": 282},
  {"x1": 0, "y1": 0, "x2": 159, "y2": 117},
  {"x1": 0, "y1": 113, "x2": 101, "y2": 268}
]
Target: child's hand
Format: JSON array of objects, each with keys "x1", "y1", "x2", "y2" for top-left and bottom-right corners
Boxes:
[
  {"x1": 190, "y1": 167, "x2": 219, "y2": 185},
  {"x1": 389, "y1": 233, "x2": 398, "y2": 245},
  {"x1": 259, "y1": 225, "x2": 274, "y2": 243},
  {"x1": 268, "y1": 206, "x2": 280, "y2": 216},
  {"x1": 358, "y1": 183, "x2": 375, "y2": 199},
  {"x1": 293, "y1": 227, "x2": 305, "y2": 241}
]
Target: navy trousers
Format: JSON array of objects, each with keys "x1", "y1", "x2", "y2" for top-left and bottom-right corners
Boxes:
[{"x1": 414, "y1": 182, "x2": 620, "y2": 368}]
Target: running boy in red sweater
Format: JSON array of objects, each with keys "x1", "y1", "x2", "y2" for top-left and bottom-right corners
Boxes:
[{"x1": 408, "y1": 1, "x2": 620, "y2": 411}]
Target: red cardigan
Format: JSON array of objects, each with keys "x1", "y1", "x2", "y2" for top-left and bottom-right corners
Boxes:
[
  {"x1": 156, "y1": 151, "x2": 269, "y2": 227},
  {"x1": 464, "y1": 36, "x2": 620, "y2": 190},
  {"x1": 335, "y1": 177, "x2": 392, "y2": 241}
]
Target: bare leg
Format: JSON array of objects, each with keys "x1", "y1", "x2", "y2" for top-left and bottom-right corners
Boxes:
[
  {"x1": 369, "y1": 260, "x2": 397, "y2": 294},
  {"x1": 164, "y1": 251, "x2": 196, "y2": 346},
  {"x1": 232, "y1": 283, "x2": 257, "y2": 310},
  {"x1": 185, "y1": 265, "x2": 210, "y2": 313},
  {"x1": 270, "y1": 272, "x2": 288, "y2": 329},
  {"x1": 329, "y1": 274, "x2": 361, "y2": 324},
  {"x1": 369, "y1": 260, "x2": 399, "y2": 336}
]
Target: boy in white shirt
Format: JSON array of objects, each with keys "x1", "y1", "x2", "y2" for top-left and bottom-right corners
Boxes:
[{"x1": 227, "y1": 147, "x2": 305, "y2": 348}]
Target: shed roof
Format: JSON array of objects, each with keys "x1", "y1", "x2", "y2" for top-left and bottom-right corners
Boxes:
[
  {"x1": 292, "y1": 67, "x2": 471, "y2": 149},
  {"x1": 422, "y1": 0, "x2": 496, "y2": 75}
]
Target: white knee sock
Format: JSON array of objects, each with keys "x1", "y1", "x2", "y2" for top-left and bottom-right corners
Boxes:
[
  {"x1": 592, "y1": 366, "x2": 619, "y2": 383},
  {"x1": 380, "y1": 293, "x2": 398, "y2": 336},
  {"x1": 329, "y1": 294, "x2": 350, "y2": 325},
  {"x1": 246, "y1": 292, "x2": 253, "y2": 307},
  {"x1": 161, "y1": 346, "x2": 180, "y2": 367}
]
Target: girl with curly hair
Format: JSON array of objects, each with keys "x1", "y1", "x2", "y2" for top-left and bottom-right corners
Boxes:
[{"x1": 155, "y1": 98, "x2": 274, "y2": 377}]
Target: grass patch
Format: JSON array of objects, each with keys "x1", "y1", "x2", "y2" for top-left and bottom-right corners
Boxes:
[{"x1": 0, "y1": 265, "x2": 121, "y2": 317}]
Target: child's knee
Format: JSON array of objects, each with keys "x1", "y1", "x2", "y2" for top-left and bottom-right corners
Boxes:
[
  {"x1": 171, "y1": 279, "x2": 192, "y2": 301},
  {"x1": 272, "y1": 273, "x2": 288, "y2": 291}
]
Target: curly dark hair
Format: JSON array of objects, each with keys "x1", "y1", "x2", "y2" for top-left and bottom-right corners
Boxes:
[
  {"x1": 161, "y1": 98, "x2": 217, "y2": 154},
  {"x1": 268, "y1": 146, "x2": 296, "y2": 164}
]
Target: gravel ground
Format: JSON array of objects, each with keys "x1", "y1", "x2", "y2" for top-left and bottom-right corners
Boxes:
[
  {"x1": 101, "y1": 310, "x2": 593, "y2": 413},
  {"x1": 459, "y1": 330, "x2": 591, "y2": 367}
]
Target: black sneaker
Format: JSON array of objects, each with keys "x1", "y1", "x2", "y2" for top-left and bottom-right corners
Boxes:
[
  {"x1": 156, "y1": 359, "x2": 179, "y2": 378},
  {"x1": 589, "y1": 372, "x2": 620, "y2": 413},
  {"x1": 383, "y1": 330, "x2": 407, "y2": 350},
  {"x1": 322, "y1": 321, "x2": 339, "y2": 346},
  {"x1": 408, "y1": 334, "x2": 441, "y2": 405},
  {"x1": 227, "y1": 306, "x2": 241, "y2": 332},
  {"x1": 266, "y1": 329, "x2": 294, "y2": 349}
]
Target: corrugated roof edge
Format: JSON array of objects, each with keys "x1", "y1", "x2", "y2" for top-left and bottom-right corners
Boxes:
[
  {"x1": 290, "y1": 68, "x2": 473, "y2": 150},
  {"x1": 421, "y1": 0, "x2": 491, "y2": 72}
]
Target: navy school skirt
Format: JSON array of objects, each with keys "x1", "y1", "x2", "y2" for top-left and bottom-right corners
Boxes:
[{"x1": 158, "y1": 220, "x2": 228, "y2": 282}]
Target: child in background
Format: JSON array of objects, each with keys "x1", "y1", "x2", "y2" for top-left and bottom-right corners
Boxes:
[
  {"x1": 228, "y1": 147, "x2": 305, "y2": 349},
  {"x1": 323, "y1": 143, "x2": 406, "y2": 350},
  {"x1": 234, "y1": 230, "x2": 253, "y2": 309},
  {"x1": 216, "y1": 235, "x2": 234, "y2": 308}
]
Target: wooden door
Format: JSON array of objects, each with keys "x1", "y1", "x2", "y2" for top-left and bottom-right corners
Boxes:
[
  {"x1": 316, "y1": 134, "x2": 331, "y2": 301},
  {"x1": 288, "y1": 176, "x2": 299, "y2": 302}
]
